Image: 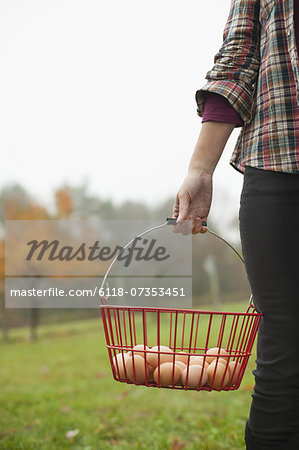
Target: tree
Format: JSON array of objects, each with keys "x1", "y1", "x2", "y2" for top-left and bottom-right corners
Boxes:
[
  {"x1": 0, "y1": 184, "x2": 50, "y2": 340},
  {"x1": 55, "y1": 187, "x2": 73, "y2": 218},
  {"x1": 0, "y1": 240, "x2": 7, "y2": 340}
]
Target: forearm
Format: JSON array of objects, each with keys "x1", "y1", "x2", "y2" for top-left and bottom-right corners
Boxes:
[{"x1": 188, "y1": 121, "x2": 235, "y2": 175}]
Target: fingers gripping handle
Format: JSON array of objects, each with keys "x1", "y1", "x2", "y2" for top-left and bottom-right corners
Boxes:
[
  {"x1": 166, "y1": 217, "x2": 207, "y2": 227},
  {"x1": 166, "y1": 217, "x2": 178, "y2": 225}
]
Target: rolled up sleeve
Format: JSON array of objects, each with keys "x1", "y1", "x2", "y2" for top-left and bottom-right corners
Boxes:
[
  {"x1": 202, "y1": 92, "x2": 244, "y2": 127},
  {"x1": 196, "y1": 0, "x2": 261, "y2": 124}
]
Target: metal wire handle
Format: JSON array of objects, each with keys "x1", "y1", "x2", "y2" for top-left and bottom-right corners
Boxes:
[
  {"x1": 99, "y1": 221, "x2": 169, "y2": 304},
  {"x1": 201, "y1": 220, "x2": 254, "y2": 309},
  {"x1": 99, "y1": 218, "x2": 254, "y2": 308}
]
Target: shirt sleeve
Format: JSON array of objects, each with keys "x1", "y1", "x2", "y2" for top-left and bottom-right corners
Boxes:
[
  {"x1": 196, "y1": 0, "x2": 261, "y2": 125},
  {"x1": 202, "y1": 92, "x2": 244, "y2": 127}
]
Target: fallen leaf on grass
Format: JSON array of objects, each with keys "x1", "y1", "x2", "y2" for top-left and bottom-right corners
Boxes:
[
  {"x1": 175, "y1": 415, "x2": 183, "y2": 422},
  {"x1": 170, "y1": 438, "x2": 186, "y2": 449},
  {"x1": 117, "y1": 390, "x2": 129, "y2": 400},
  {"x1": 0, "y1": 428, "x2": 18, "y2": 438},
  {"x1": 40, "y1": 365, "x2": 49, "y2": 374},
  {"x1": 60, "y1": 405, "x2": 71, "y2": 414},
  {"x1": 24, "y1": 423, "x2": 35, "y2": 432},
  {"x1": 52, "y1": 331, "x2": 69, "y2": 339},
  {"x1": 95, "y1": 371, "x2": 108, "y2": 379},
  {"x1": 109, "y1": 439, "x2": 124, "y2": 446},
  {"x1": 65, "y1": 429, "x2": 80, "y2": 439}
]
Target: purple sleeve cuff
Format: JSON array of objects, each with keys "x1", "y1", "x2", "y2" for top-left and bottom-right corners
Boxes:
[{"x1": 202, "y1": 92, "x2": 244, "y2": 127}]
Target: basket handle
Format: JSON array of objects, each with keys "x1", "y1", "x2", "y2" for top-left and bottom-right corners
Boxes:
[
  {"x1": 99, "y1": 218, "x2": 255, "y2": 309},
  {"x1": 201, "y1": 221, "x2": 244, "y2": 264},
  {"x1": 99, "y1": 220, "x2": 170, "y2": 305},
  {"x1": 200, "y1": 220, "x2": 255, "y2": 310}
]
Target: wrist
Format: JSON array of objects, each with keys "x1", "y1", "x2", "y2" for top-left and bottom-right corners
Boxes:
[
  {"x1": 188, "y1": 159, "x2": 216, "y2": 177},
  {"x1": 187, "y1": 122, "x2": 235, "y2": 176}
]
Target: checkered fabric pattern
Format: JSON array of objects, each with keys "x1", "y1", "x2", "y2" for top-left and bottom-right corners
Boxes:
[{"x1": 196, "y1": 0, "x2": 299, "y2": 174}]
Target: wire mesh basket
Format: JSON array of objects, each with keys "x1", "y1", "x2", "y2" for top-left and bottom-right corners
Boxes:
[{"x1": 100, "y1": 219, "x2": 262, "y2": 392}]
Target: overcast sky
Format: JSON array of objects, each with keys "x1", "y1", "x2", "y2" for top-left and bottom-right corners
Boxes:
[{"x1": 0, "y1": 0, "x2": 243, "y2": 224}]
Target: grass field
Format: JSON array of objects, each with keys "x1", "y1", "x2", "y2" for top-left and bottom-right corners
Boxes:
[{"x1": 0, "y1": 302, "x2": 257, "y2": 449}]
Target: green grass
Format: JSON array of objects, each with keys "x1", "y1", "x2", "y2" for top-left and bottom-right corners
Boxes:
[{"x1": 0, "y1": 302, "x2": 256, "y2": 449}]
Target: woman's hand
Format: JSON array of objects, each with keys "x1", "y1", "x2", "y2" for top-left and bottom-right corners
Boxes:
[
  {"x1": 172, "y1": 170, "x2": 212, "y2": 234},
  {"x1": 172, "y1": 121, "x2": 235, "y2": 234}
]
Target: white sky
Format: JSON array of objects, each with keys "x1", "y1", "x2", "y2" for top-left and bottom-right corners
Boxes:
[{"x1": 0, "y1": 0, "x2": 243, "y2": 223}]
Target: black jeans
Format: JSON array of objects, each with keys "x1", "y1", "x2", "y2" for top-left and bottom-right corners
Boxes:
[{"x1": 239, "y1": 166, "x2": 299, "y2": 449}]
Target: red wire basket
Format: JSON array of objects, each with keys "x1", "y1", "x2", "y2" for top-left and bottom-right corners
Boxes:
[{"x1": 100, "y1": 219, "x2": 262, "y2": 392}]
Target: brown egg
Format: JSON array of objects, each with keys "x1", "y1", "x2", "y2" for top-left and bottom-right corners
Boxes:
[
  {"x1": 125, "y1": 355, "x2": 153, "y2": 384},
  {"x1": 206, "y1": 347, "x2": 229, "y2": 364},
  {"x1": 181, "y1": 365, "x2": 208, "y2": 389},
  {"x1": 112, "y1": 352, "x2": 129, "y2": 379},
  {"x1": 174, "y1": 351, "x2": 189, "y2": 365},
  {"x1": 213, "y1": 357, "x2": 228, "y2": 365},
  {"x1": 146, "y1": 362, "x2": 155, "y2": 381},
  {"x1": 147, "y1": 346, "x2": 173, "y2": 368},
  {"x1": 173, "y1": 361, "x2": 186, "y2": 385},
  {"x1": 131, "y1": 344, "x2": 150, "y2": 359},
  {"x1": 189, "y1": 356, "x2": 209, "y2": 369},
  {"x1": 174, "y1": 361, "x2": 186, "y2": 372},
  {"x1": 207, "y1": 362, "x2": 229, "y2": 389},
  {"x1": 153, "y1": 362, "x2": 181, "y2": 386},
  {"x1": 228, "y1": 361, "x2": 242, "y2": 385}
]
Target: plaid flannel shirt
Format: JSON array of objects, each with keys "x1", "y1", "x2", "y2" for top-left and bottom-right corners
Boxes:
[{"x1": 196, "y1": 0, "x2": 299, "y2": 174}]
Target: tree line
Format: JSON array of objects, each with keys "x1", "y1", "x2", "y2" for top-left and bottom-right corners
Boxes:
[{"x1": 0, "y1": 182, "x2": 249, "y2": 340}]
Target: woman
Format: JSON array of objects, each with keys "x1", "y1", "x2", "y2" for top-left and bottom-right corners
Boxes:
[{"x1": 173, "y1": 1, "x2": 299, "y2": 448}]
